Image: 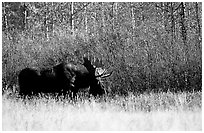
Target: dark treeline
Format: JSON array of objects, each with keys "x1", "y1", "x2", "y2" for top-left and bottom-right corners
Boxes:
[{"x1": 2, "y1": 2, "x2": 202, "y2": 95}]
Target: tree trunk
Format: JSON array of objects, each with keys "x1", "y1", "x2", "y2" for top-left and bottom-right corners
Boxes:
[
  {"x1": 170, "y1": 2, "x2": 175, "y2": 48},
  {"x1": 84, "y1": 4, "x2": 88, "y2": 34},
  {"x1": 131, "y1": 3, "x2": 135, "y2": 31},
  {"x1": 70, "y1": 2, "x2": 74, "y2": 33},
  {"x1": 179, "y1": 2, "x2": 189, "y2": 90},
  {"x1": 111, "y1": 2, "x2": 115, "y2": 33},
  {"x1": 180, "y1": 2, "x2": 187, "y2": 49},
  {"x1": 101, "y1": 2, "x2": 105, "y2": 34},
  {"x1": 195, "y1": 2, "x2": 201, "y2": 52},
  {"x1": 2, "y1": 3, "x2": 8, "y2": 35}
]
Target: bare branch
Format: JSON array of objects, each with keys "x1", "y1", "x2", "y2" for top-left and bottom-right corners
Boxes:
[
  {"x1": 71, "y1": 3, "x2": 91, "y2": 19},
  {"x1": 155, "y1": 3, "x2": 169, "y2": 13}
]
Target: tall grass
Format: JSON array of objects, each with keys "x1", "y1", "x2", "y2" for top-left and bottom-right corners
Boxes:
[{"x1": 2, "y1": 90, "x2": 202, "y2": 131}]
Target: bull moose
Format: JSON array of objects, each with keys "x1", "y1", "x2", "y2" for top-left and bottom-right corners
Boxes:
[{"x1": 18, "y1": 56, "x2": 112, "y2": 98}]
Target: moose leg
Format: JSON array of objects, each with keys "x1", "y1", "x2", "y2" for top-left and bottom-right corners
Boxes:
[{"x1": 69, "y1": 86, "x2": 78, "y2": 100}]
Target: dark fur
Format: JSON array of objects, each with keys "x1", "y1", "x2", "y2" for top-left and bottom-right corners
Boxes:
[{"x1": 18, "y1": 59, "x2": 107, "y2": 98}]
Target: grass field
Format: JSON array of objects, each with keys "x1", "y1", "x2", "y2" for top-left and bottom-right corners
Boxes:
[{"x1": 2, "y1": 91, "x2": 202, "y2": 131}]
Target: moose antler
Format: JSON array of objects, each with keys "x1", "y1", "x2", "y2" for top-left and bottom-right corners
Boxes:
[
  {"x1": 83, "y1": 55, "x2": 113, "y2": 78},
  {"x1": 95, "y1": 64, "x2": 113, "y2": 78},
  {"x1": 96, "y1": 70, "x2": 113, "y2": 78},
  {"x1": 101, "y1": 71, "x2": 113, "y2": 78}
]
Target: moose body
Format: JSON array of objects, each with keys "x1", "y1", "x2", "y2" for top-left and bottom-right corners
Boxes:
[{"x1": 18, "y1": 57, "x2": 112, "y2": 98}]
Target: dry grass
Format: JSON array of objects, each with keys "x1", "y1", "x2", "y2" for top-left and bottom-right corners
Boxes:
[{"x1": 2, "y1": 91, "x2": 202, "y2": 131}]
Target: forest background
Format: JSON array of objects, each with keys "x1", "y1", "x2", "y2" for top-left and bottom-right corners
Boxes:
[{"x1": 2, "y1": 2, "x2": 202, "y2": 95}]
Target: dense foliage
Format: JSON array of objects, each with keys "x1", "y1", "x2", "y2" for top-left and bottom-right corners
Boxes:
[{"x1": 2, "y1": 2, "x2": 202, "y2": 95}]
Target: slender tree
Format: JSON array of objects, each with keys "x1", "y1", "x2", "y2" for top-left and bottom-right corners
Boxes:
[
  {"x1": 131, "y1": 3, "x2": 135, "y2": 36},
  {"x1": 195, "y1": 2, "x2": 202, "y2": 52},
  {"x1": 180, "y1": 2, "x2": 187, "y2": 48},
  {"x1": 70, "y1": 2, "x2": 74, "y2": 32}
]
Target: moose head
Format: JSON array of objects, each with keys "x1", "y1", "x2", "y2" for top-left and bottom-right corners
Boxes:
[{"x1": 81, "y1": 56, "x2": 112, "y2": 96}]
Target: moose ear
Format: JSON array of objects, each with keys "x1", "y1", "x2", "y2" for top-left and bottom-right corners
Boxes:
[
  {"x1": 83, "y1": 56, "x2": 92, "y2": 66},
  {"x1": 83, "y1": 57, "x2": 89, "y2": 63},
  {"x1": 93, "y1": 57, "x2": 103, "y2": 68},
  {"x1": 82, "y1": 55, "x2": 96, "y2": 74}
]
